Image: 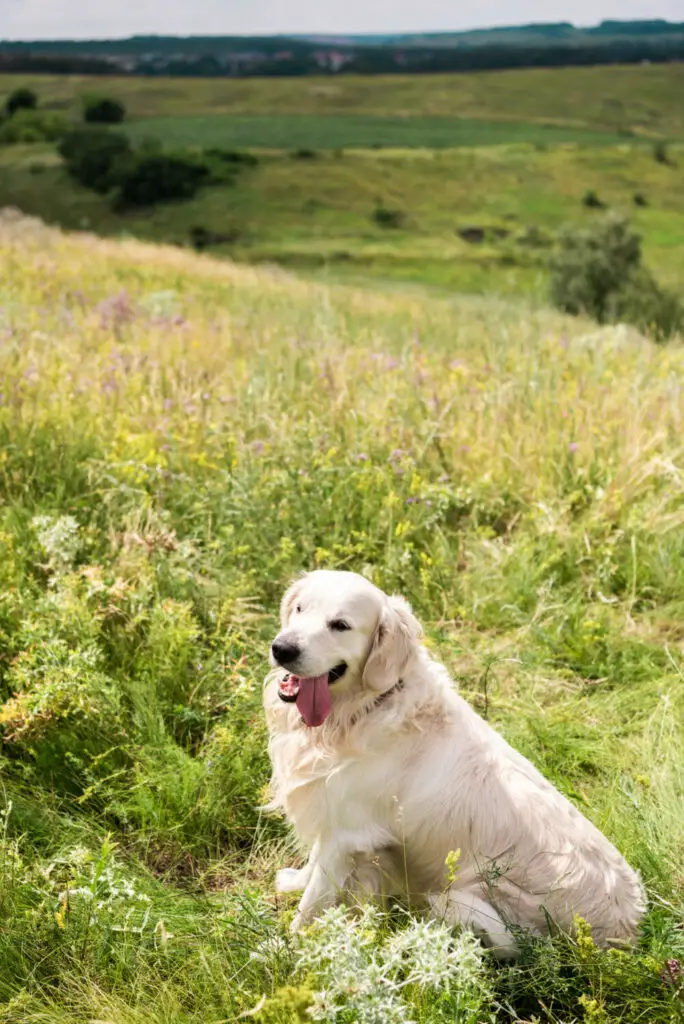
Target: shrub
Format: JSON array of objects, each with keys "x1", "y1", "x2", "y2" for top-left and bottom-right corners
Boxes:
[
  {"x1": 0, "y1": 109, "x2": 68, "y2": 144},
  {"x1": 291, "y1": 148, "x2": 317, "y2": 160},
  {"x1": 653, "y1": 141, "x2": 670, "y2": 165},
  {"x1": 633, "y1": 192, "x2": 648, "y2": 207},
  {"x1": 83, "y1": 95, "x2": 126, "y2": 124},
  {"x1": 203, "y1": 147, "x2": 259, "y2": 167},
  {"x1": 189, "y1": 225, "x2": 240, "y2": 250},
  {"x1": 114, "y1": 152, "x2": 209, "y2": 208},
  {"x1": 373, "y1": 205, "x2": 404, "y2": 229},
  {"x1": 6, "y1": 87, "x2": 37, "y2": 117},
  {"x1": 615, "y1": 268, "x2": 683, "y2": 341},
  {"x1": 582, "y1": 190, "x2": 606, "y2": 210},
  {"x1": 550, "y1": 214, "x2": 682, "y2": 340},
  {"x1": 59, "y1": 127, "x2": 132, "y2": 193}
]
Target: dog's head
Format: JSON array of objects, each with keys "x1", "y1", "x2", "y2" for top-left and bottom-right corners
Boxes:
[{"x1": 270, "y1": 570, "x2": 421, "y2": 727}]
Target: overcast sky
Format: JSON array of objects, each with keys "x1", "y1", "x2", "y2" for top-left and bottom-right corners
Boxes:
[{"x1": 1, "y1": 0, "x2": 682, "y2": 41}]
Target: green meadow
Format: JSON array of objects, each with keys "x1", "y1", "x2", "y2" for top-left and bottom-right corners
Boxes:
[
  {"x1": 0, "y1": 211, "x2": 681, "y2": 1023},
  {"x1": 0, "y1": 59, "x2": 682, "y2": 1022}
]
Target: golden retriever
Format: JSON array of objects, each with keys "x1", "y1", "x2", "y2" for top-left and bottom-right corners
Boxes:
[{"x1": 263, "y1": 570, "x2": 645, "y2": 957}]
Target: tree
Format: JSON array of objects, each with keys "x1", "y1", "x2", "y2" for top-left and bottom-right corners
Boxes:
[
  {"x1": 6, "y1": 88, "x2": 37, "y2": 117},
  {"x1": 550, "y1": 214, "x2": 682, "y2": 340},
  {"x1": 83, "y1": 96, "x2": 126, "y2": 125}
]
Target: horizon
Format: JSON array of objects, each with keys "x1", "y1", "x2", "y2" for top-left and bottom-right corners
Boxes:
[{"x1": 1, "y1": 4, "x2": 682, "y2": 44}]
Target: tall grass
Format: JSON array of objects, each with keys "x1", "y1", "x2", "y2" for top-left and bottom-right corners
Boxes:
[{"x1": 0, "y1": 210, "x2": 682, "y2": 1022}]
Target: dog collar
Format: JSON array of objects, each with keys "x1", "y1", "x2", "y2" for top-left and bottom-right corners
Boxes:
[{"x1": 349, "y1": 678, "x2": 405, "y2": 727}]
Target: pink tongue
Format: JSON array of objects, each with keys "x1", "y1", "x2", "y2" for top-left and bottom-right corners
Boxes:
[{"x1": 295, "y1": 675, "x2": 331, "y2": 727}]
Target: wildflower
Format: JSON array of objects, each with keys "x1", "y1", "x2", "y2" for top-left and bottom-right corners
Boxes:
[
  {"x1": 98, "y1": 290, "x2": 134, "y2": 330},
  {"x1": 569, "y1": 442, "x2": 579, "y2": 454},
  {"x1": 661, "y1": 958, "x2": 682, "y2": 987},
  {"x1": 293, "y1": 904, "x2": 490, "y2": 1024}
]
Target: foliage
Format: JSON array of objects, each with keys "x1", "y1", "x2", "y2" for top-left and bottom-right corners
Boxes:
[
  {"x1": 653, "y1": 140, "x2": 670, "y2": 165},
  {"x1": 82, "y1": 95, "x2": 126, "y2": 124},
  {"x1": 5, "y1": 87, "x2": 37, "y2": 117},
  {"x1": 292, "y1": 905, "x2": 493, "y2": 1022},
  {"x1": 113, "y1": 152, "x2": 210, "y2": 208},
  {"x1": 0, "y1": 109, "x2": 68, "y2": 144},
  {"x1": 582, "y1": 189, "x2": 607, "y2": 209},
  {"x1": 203, "y1": 146, "x2": 259, "y2": 167},
  {"x1": 58, "y1": 127, "x2": 132, "y2": 193},
  {"x1": 373, "y1": 204, "x2": 405, "y2": 229},
  {"x1": 549, "y1": 214, "x2": 682, "y2": 338}
]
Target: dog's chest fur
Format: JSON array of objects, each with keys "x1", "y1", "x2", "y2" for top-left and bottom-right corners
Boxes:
[{"x1": 267, "y1": 714, "x2": 402, "y2": 848}]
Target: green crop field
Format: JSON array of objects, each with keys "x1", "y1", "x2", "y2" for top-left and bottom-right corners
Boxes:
[
  {"x1": 1, "y1": 64, "x2": 684, "y2": 136},
  {"x1": 0, "y1": 212, "x2": 682, "y2": 1023}
]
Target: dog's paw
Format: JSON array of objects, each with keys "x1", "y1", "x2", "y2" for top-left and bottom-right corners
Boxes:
[
  {"x1": 275, "y1": 867, "x2": 308, "y2": 894},
  {"x1": 289, "y1": 911, "x2": 306, "y2": 934}
]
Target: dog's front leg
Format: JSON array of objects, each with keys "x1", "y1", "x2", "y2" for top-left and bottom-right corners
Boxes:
[
  {"x1": 276, "y1": 839, "x2": 320, "y2": 894},
  {"x1": 290, "y1": 845, "x2": 352, "y2": 933}
]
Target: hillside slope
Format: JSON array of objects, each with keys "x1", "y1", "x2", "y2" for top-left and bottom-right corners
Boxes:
[{"x1": 0, "y1": 212, "x2": 682, "y2": 1022}]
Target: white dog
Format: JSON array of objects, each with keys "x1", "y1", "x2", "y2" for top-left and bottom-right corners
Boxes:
[{"x1": 263, "y1": 570, "x2": 645, "y2": 957}]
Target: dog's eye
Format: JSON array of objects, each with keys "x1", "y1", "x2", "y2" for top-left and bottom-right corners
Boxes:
[
  {"x1": 329, "y1": 619, "x2": 351, "y2": 632},
  {"x1": 295, "y1": 604, "x2": 302, "y2": 613}
]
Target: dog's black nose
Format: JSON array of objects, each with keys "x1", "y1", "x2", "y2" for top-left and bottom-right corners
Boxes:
[{"x1": 271, "y1": 639, "x2": 301, "y2": 666}]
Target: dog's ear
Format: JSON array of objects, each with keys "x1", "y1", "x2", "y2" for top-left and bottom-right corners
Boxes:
[
  {"x1": 280, "y1": 576, "x2": 307, "y2": 627},
  {"x1": 362, "y1": 595, "x2": 421, "y2": 692}
]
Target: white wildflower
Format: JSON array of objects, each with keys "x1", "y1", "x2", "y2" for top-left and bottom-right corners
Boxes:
[
  {"x1": 292, "y1": 904, "x2": 491, "y2": 1024},
  {"x1": 32, "y1": 514, "x2": 81, "y2": 575}
]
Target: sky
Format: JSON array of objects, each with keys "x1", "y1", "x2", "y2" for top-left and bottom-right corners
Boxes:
[{"x1": 0, "y1": 0, "x2": 682, "y2": 41}]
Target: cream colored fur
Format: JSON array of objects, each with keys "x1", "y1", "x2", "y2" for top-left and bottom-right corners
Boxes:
[{"x1": 264, "y1": 570, "x2": 645, "y2": 958}]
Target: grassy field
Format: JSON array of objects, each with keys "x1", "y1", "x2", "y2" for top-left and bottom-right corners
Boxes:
[
  {"x1": 2, "y1": 64, "x2": 684, "y2": 137},
  {"x1": 0, "y1": 212, "x2": 682, "y2": 1022},
  {"x1": 2, "y1": 141, "x2": 683, "y2": 297}
]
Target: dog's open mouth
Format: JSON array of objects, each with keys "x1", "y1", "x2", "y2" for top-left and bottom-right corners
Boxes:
[{"x1": 278, "y1": 663, "x2": 347, "y2": 727}]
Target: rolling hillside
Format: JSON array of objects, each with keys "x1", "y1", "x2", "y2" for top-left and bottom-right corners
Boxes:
[{"x1": 0, "y1": 212, "x2": 682, "y2": 1022}]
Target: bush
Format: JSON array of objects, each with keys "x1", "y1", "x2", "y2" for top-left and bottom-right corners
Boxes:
[
  {"x1": 291, "y1": 148, "x2": 317, "y2": 160},
  {"x1": 582, "y1": 190, "x2": 606, "y2": 210},
  {"x1": 59, "y1": 127, "x2": 132, "y2": 193},
  {"x1": 5, "y1": 87, "x2": 37, "y2": 117},
  {"x1": 0, "y1": 109, "x2": 68, "y2": 144},
  {"x1": 83, "y1": 95, "x2": 126, "y2": 124},
  {"x1": 114, "y1": 152, "x2": 209, "y2": 208},
  {"x1": 633, "y1": 192, "x2": 648, "y2": 207},
  {"x1": 189, "y1": 225, "x2": 241, "y2": 250},
  {"x1": 550, "y1": 214, "x2": 682, "y2": 340},
  {"x1": 615, "y1": 268, "x2": 683, "y2": 341},
  {"x1": 373, "y1": 205, "x2": 404, "y2": 229},
  {"x1": 203, "y1": 147, "x2": 259, "y2": 167},
  {"x1": 653, "y1": 141, "x2": 670, "y2": 165}
]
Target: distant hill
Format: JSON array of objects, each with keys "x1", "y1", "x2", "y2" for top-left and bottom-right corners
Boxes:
[
  {"x1": 1, "y1": 19, "x2": 683, "y2": 77},
  {"x1": 292, "y1": 19, "x2": 684, "y2": 48}
]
